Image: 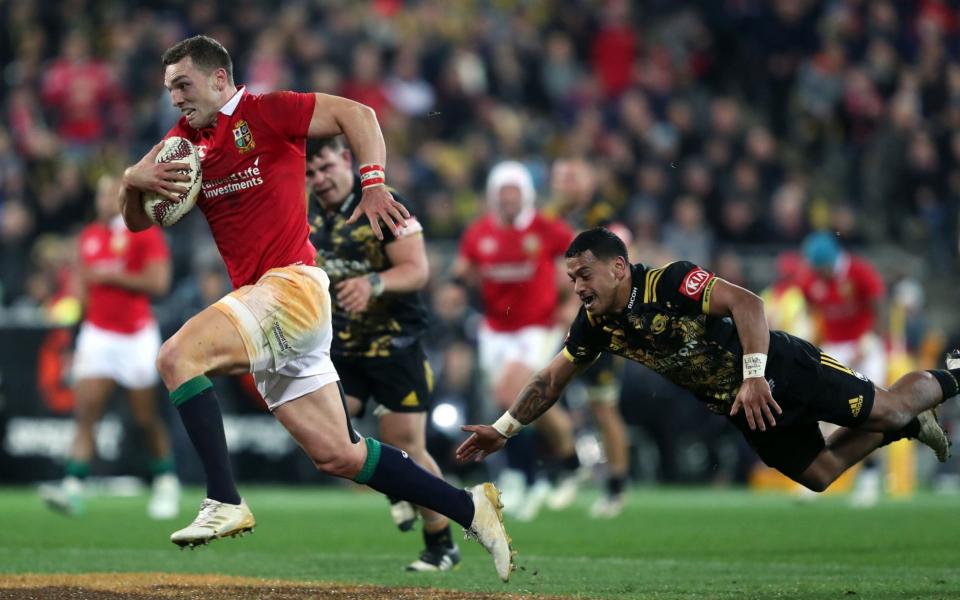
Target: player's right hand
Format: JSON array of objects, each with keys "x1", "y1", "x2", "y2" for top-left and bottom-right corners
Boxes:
[
  {"x1": 456, "y1": 424, "x2": 508, "y2": 463},
  {"x1": 123, "y1": 142, "x2": 193, "y2": 201},
  {"x1": 729, "y1": 377, "x2": 781, "y2": 432},
  {"x1": 348, "y1": 186, "x2": 409, "y2": 240}
]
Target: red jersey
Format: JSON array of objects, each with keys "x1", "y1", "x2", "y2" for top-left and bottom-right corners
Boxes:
[
  {"x1": 799, "y1": 253, "x2": 885, "y2": 343},
  {"x1": 460, "y1": 213, "x2": 574, "y2": 331},
  {"x1": 79, "y1": 217, "x2": 169, "y2": 333},
  {"x1": 165, "y1": 87, "x2": 316, "y2": 288}
]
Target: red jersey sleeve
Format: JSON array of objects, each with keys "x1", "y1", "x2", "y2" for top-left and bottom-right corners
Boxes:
[
  {"x1": 852, "y1": 258, "x2": 885, "y2": 301},
  {"x1": 550, "y1": 218, "x2": 575, "y2": 257},
  {"x1": 459, "y1": 223, "x2": 479, "y2": 263},
  {"x1": 138, "y1": 226, "x2": 170, "y2": 263},
  {"x1": 258, "y1": 91, "x2": 316, "y2": 139}
]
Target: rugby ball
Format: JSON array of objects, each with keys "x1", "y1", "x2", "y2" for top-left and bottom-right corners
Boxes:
[{"x1": 142, "y1": 136, "x2": 202, "y2": 227}]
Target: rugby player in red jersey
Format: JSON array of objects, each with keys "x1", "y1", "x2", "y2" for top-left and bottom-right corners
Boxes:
[
  {"x1": 799, "y1": 231, "x2": 888, "y2": 506},
  {"x1": 453, "y1": 161, "x2": 583, "y2": 521},
  {"x1": 40, "y1": 175, "x2": 179, "y2": 520},
  {"x1": 118, "y1": 36, "x2": 513, "y2": 581}
]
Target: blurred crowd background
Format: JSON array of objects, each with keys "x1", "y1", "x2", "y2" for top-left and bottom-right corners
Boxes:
[{"x1": 1, "y1": 0, "x2": 960, "y2": 490}]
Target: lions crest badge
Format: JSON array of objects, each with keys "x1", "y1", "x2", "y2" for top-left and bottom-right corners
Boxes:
[{"x1": 233, "y1": 119, "x2": 255, "y2": 154}]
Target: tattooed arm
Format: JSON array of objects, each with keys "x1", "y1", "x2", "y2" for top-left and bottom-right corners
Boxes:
[
  {"x1": 456, "y1": 353, "x2": 587, "y2": 462},
  {"x1": 510, "y1": 355, "x2": 584, "y2": 423}
]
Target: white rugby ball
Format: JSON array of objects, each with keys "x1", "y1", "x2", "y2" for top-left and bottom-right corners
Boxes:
[{"x1": 142, "y1": 136, "x2": 202, "y2": 227}]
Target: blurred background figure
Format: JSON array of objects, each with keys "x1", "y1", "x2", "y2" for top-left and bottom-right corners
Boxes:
[
  {"x1": 546, "y1": 159, "x2": 631, "y2": 518},
  {"x1": 798, "y1": 231, "x2": 887, "y2": 507},
  {"x1": 38, "y1": 175, "x2": 179, "y2": 519},
  {"x1": 452, "y1": 161, "x2": 583, "y2": 521}
]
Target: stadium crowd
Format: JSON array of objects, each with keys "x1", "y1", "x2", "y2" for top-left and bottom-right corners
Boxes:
[{"x1": 1, "y1": 0, "x2": 959, "y2": 490}]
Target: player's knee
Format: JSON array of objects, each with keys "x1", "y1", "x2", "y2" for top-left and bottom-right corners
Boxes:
[
  {"x1": 802, "y1": 478, "x2": 829, "y2": 493},
  {"x1": 380, "y1": 429, "x2": 421, "y2": 452},
  {"x1": 155, "y1": 339, "x2": 180, "y2": 383},
  {"x1": 312, "y1": 447, "x2": 363, "y2": 478}
]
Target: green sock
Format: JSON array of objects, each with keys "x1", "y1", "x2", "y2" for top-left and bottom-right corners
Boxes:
[
  {"x1": 150, "y1": 457, "x2": 176, "y2": 476},
  {"x1": 65, "y1": 460, "x2": 90, "y2": 480}
]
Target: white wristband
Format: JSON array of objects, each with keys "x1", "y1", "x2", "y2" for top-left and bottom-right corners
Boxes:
[
  {"x1": 492, "y1": 412, "x2": 524, "y2": 438},
  {"x1": 742, "y1": 353, "x2": 767, "y2": 379}
]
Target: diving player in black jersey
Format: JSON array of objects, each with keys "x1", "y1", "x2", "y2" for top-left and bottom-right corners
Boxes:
[{"x1": 458, "y1": 227, "x2": 953, "y2": 495}]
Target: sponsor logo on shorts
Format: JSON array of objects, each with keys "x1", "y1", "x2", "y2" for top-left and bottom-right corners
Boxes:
[
  {"x1": 679, "y1": 268, "x2": 712, "y2": 300},
  {"x1": 848, "y1": 395, "x2": 863, "y2": 417},
  {"x1": 272, "y1": 321, "x2": 291, "y2": 352}
]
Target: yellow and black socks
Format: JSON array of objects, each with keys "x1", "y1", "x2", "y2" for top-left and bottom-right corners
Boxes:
[
  {"x1": 354, "y1": 437, "x2": 474, "y2": 529},
  {"x1": 171, "y1": 375, "x2": 241, "y2": 505}
]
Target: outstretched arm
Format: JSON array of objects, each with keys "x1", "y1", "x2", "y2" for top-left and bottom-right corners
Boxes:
[
  {"x1": 307, "y1": 93, "x2": 409, "y2": 240},
  {"x1": 707, "y1": 277, "x2": 781, "y2": 431},
  {"x1": 456, "y1": 352, "x2": 587, "y2": 462}
]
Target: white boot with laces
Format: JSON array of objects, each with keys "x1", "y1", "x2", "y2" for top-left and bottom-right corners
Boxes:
[{"x1": 170, "y1": 498, "x2": 255, "y2": 548}]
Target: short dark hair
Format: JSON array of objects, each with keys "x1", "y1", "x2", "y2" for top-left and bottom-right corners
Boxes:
[
  {"x1": 306, "y1": 136, "x2": 348, "y2": 161},
  {"x1": 565, "y1": 227, "x2": 628, "y2": 262},
  {"x1": 162, "y1": 35, "x2": 234, "y2": 84}
]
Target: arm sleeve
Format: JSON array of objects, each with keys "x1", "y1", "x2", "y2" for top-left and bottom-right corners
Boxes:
[
  {"x1": 259, "y1": 91, "x2": 316, "y2": 139},
  {"x1": 561, "y1": 307, "x2": 602, "y2": 364},
  {"x1": 459, "y1": 224, "x2": 479, "y2": 263},
  {"x1": 551, "y1": 218, "x2": 575, "y2": 257},
  {"x1": 648, "y1": 260, "x2": 718, "y2": 315},
  {"x1": 856, "y1": 261, "x2": 885, "y2": 301},
  {"x1": 139, "y1": 227, "x2": 171, "y2": 262}
]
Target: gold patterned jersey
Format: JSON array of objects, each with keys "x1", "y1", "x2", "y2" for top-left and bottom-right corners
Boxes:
[
  {"x1": 563, "y1": 262, "x2": 743, "y2": 413},
  {"x1": 308, "y1": 176, "x2": 428, "y2": 357}
]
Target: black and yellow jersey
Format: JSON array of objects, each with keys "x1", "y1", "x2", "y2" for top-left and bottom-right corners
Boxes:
[
  {"x1": 308, "y1": 176, "x2": 428, "y2": 358},
  {"x1": 563, "y1": 261, "x2": 742, "y2": 413}
]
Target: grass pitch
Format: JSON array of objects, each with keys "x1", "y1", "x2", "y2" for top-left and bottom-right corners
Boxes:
[{"x1": 0, "y1": 485, "x2": 957, "y2": 599}]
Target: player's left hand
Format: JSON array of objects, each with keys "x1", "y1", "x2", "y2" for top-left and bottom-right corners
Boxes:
[
  {"x1": 729, "y1": 377, "x2": 782, "y2": 432},
  {"x1": 336, "y1": 276, "x2": 373, "y2": 313},
  {"x1": 456, "y1": 424, "x2": 508, "y2": 463},
  {"x1": 347, "y1": 186, "x2": 409, "y2": 240}
]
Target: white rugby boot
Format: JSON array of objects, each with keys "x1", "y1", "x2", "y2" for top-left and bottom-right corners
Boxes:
[
  {"x1": 389, "y1": 499, "x2": 418, "y2": 532},
  {"x1": 916, "y1": 409, "x2": 951, "y2": 463},
  {"x1": 148, "y1": 474, "x2": 181, "y2": 520},
  {"x1": 546, "y1": 467, "x2": 589, "y2": 511},
  {"x1": 514, "y1": 478, "x2": 552, "y2": 522},
  {"x1": 464, "y1": 483, "x2": 514, "y2": 582},
  {"x1": 589, "y1": 493, "x2": 626, "y2": 519},
  {"x1": 405, "y1": 544, "x2": 461, "y2": 572},
  {"x1": 170, "y1": 498, "x2": 255, "y2": 548},
  {"x1": 39, "y1": 476, "x2": 85, "y2": 516}
]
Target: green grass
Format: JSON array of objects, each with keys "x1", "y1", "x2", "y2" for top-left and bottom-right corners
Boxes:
[{"x1": 1, "y1": 485, "x2": 958, "y2": 599}]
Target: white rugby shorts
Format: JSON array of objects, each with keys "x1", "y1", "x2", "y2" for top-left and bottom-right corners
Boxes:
[
  {"x1": 821, "y1": 333, "x2": 887, "y2": 385},
  {"x1": 73, "y1": 321, "x2": 161, "y2": 389},
  {"x1": 213, "y1": 265, "x2": 340, "y2": 410},
  {"x1": 478, "y1": 321, "x2": 563, "y2": 381}
]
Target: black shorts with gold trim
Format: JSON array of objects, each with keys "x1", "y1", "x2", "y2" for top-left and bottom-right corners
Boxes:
[
  {"x1": 581, "y1": 353, "x2": 623, "y2": 405},
  {"x1": 334, "y1": 342, "x2": 433, "y2": 414},
  {"x1": 729, "y1": 331, "x2": 876, "y2": 479}
]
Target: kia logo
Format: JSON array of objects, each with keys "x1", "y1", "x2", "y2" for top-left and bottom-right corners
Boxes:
[{"x1": 685, "y1": 270, "x2": 708, "y2": 294}]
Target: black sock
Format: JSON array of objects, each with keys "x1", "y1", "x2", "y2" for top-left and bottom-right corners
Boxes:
[
  {"x1": 928, "y1": 369, "x2": 960, "y2": 400},
  {"x1": 171, "y1": 376, "x2": 241, "y2": 505},
  {"x1": 505, "y1": 428, "x2": 539, "y2": 486},
  {"x1": 355, "y1": 438, "x2": 474, "y2": 529},
  {"x1": 880, "y1": 416, "x2": 921, "y2": 447},
  {"x1": 607, "y1": 474, "x2": 626, "y2": 497},
  {"x1": 560, "y1": 451, "x2": 581, "y2": 473},
  {"x1": 424, "y1": 525, "x2": 454, "y2": 550}
]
